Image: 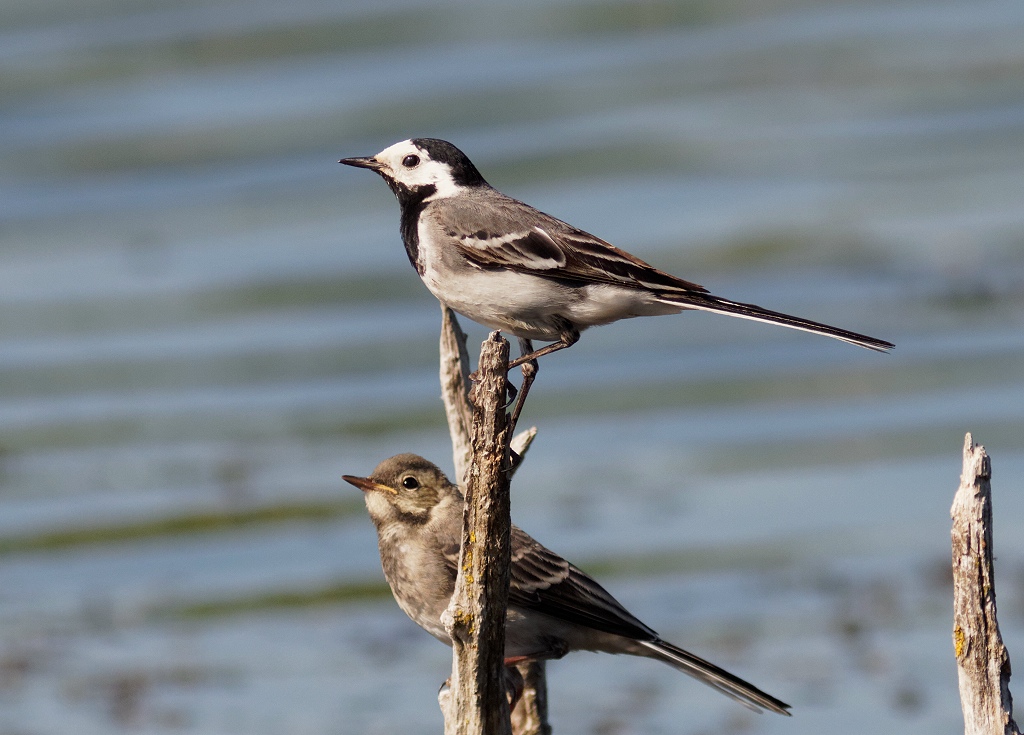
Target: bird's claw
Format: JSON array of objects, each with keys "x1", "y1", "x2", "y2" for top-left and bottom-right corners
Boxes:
[{"x1": 503, "y1": 380, "x2": 518, "y2": 408}]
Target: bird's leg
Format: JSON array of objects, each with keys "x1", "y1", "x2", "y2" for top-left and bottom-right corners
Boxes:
[
  {"x1": 508, "y1": 338, "x2": 537, "y2": 433},
  {"x1": 506, "y1": 343, "x2": 558, "y2": 369},
  {"x1": 507, "y1": 323, "x2": 581, "y2": 368}
]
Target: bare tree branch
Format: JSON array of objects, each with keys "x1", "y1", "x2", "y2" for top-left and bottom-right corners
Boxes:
[
  {"x1": 952, "y1": 432, "x2": 1020, "y2": 735},
  {"x1": 440, "y1": 332, "x2": 513, "y2": 735},
  {"x1": 438, "y1": 307, "x2": 550, "y2": 734},
  {"x1": 439, "y1": 305, "x2": 475, "y2": 485},
  {"x1": 439, "y1": 304, "x2": 538, "y2": 483}
]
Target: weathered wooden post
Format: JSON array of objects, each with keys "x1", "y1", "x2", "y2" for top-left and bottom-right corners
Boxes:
[
  {"x1": 437, "y1": 305, "x2": 550, "y2": 735},
  {"x1": 952, "y1": 433, "x2": 1020, "y2": 735}
]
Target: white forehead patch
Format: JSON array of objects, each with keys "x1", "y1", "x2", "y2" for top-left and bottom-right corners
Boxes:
[{"x1": 373, "y1": 139, "x2": 462, "y2": 199}]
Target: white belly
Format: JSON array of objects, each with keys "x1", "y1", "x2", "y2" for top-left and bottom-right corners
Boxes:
[{"x1": 416, "y1": 224, "x2": 680, "y2": 341}]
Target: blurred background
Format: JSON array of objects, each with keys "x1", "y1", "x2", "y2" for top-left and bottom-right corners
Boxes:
[{"x1": 2, "y1": 0, "x2": 1024, "y2": 732}]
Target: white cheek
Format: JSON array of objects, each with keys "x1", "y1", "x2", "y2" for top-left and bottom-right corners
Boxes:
[
  {"x1": 397, "y1": 162, "x2": 458, "y2": 199},
  {"x1": 404, "y1": 167, "x2": 438, "y2": 189},
  {"x1": 422, "y1": 172, "x2": 460, "y2": 199},
  {"x1": 365, "y1": 492, "x2": 391, "y2": 517}
]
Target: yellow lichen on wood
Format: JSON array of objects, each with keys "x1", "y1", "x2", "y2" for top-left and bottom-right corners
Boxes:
[
  {"x1": 954, "y1": 625, "x2": 966, "y2": 660},
  {"x1": 452, "y1": 609, "x2": 474, "y2": 630}
]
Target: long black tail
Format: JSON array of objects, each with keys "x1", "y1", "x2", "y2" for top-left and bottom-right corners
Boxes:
[
  {"x1": 659, "y1": 291, "x2": 894, "y2": 352},
  {"x1": 640, "y1": 639, "x2": 791, "y2": 715}
]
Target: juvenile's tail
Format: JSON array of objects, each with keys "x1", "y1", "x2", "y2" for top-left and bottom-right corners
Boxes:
[
  {"x1": 659, "y1": 292, "x2": 894, "y2": 352},
  {"x1": 640, "y1": 639, "x2": 791, "y2": 715}
]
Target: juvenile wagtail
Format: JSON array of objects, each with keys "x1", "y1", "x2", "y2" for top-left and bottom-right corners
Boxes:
[{"x1": 344, "y1": 454, "x2": 791, "y2": 716}]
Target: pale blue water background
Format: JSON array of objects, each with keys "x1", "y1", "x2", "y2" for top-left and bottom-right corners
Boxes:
[{"x1": 2, "y1": 0, "x2": 1024, "y2": 732}]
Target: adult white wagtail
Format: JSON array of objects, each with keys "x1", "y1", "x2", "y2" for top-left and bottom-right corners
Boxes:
[
  {"x1": 339, "y1": 138, "x2": 894, "y2": 367},
  {"x1": 343, "y1": 454, "x2": 791, "y2": 716}
]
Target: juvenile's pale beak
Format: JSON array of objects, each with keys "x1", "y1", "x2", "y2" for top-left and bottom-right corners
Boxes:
[
  {"x1": 339, "y1": 156, "x2": 384, "y2": 171},
  {"x1": 343, "y1": 475, "x2": 397, "y2": 494}
]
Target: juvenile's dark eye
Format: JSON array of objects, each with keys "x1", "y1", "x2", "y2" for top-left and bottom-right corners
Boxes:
[
  {"x1": 401, "y1": 476, "x2": 419, "y2": 490},
  {"x1": 402, "y1": 154, "x2": 420, "y2": 168}
]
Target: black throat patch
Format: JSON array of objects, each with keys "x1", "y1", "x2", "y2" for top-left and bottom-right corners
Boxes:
[{"x1": 387, "y1": 181, "x2": 436, "y2": 275}]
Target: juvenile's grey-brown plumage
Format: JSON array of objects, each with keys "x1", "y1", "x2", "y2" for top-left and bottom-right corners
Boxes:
[{"x1": 343, "y1": 453, "x2": 791, "y2": 715}]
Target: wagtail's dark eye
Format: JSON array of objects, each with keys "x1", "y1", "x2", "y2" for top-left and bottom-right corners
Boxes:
[
  {"x1": 402, "y1": 154, "x2": 420, "y2": 168},
  {"x1": 401, "y1": 475, "x2": 419, "y2": 490}
]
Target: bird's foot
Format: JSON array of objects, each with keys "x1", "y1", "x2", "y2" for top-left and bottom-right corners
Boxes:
[{"x1": 503, "y1": 380, "x2": 518, "y2": 407}]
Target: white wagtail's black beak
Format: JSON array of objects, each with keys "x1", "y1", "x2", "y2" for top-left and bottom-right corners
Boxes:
[{"x1": 339, "y1": 156, "x2": 385, "y2": 172}]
